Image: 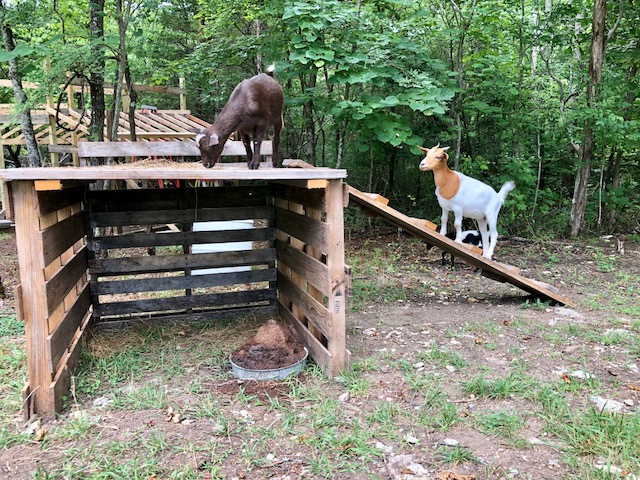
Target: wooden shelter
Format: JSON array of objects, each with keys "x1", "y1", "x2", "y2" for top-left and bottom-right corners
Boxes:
[{"x1": 1, "y1": 141, "x2": 350, "y2": 419}]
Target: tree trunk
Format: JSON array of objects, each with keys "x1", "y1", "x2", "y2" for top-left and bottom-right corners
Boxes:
[
  {"x1": 570, "y1": 0, "x2": 606, "y2": 236},
  {"x1": 300, "y1": 70, "x2": 317, "y2": 166},
  {"x1": 607, "y1": 60, "x2": 637, "y2": 230},
  {"x1": 0, "y1": 1, "x2": 41, "y2": 167},
  {"x1": 88, "y1": 0, "x2": 106, "y2": 151}
]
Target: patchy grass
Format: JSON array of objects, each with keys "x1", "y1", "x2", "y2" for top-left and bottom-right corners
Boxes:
[{"x1": 0, "y1": 233, "x2": 639, "y2": 478}]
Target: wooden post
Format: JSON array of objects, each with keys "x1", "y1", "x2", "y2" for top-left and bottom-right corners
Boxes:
[
  {"x1": 45, "y1": 59, "x2": 60, "y2": 167},
  {"x1": 179, "y1": 77, "x2": 187, "y2": 111},
  {"x1": 66, "y1": 76, "x2": 79, "y2": 166},
  {"x1": 325, "y1": 179, "x2": 347, "y2": 374},
  {"x1": 11, "y1": 181, "x2": 55, "y2": 417}
]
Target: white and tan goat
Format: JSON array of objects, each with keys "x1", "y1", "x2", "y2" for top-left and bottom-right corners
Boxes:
[{"x1": 419, "y1": 144, "x2": 515, "y2": 260}]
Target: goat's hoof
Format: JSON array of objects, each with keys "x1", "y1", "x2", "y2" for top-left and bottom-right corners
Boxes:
[{"x1": 248, "y1": 163, "x2": 259, "y2": 170}]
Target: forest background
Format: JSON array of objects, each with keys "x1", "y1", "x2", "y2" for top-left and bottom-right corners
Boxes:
[{"x1": 1, "y1": 0, "x2": 638, "y2": 238}]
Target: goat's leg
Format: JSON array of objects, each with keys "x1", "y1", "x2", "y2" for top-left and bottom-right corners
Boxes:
[
  {"x1": 249, "y1": 131, "x2": 264, "y2": 170},
  {"x1": 440, "y1": 210, "x2": 449, "y2": 237},
  {"x1": 452, "y1": 208, "x2": 464, "y2": 243},
  {"x1": 485, "y1": 216, "x2": 499, "y2": 260},
  {"x1": 242, "y1": 134, "x2": 252, "y2": 165},
  {"x1": 478, "y1": 218, "x2": 492, "y2": 260},
  {"x1": 272, "y1": 118, "x2": 282, "y2": 168}
]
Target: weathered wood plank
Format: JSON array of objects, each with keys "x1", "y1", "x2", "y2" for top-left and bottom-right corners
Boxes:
[
  {"x1": 77, "y1": 140, "x2": 272, "y2": 158},
  {"x1": 325, "y1": 180, "x2": 348, "y2": 375},
  {"x1": 95, "y1": 288, "x2": 275, "y2": 316},
  {"x1": 89, "y1": 206, "x2": 273, "y2": 228},
  {"x1": 41, "y1": 212, "x2": 85, "y2": 266},
  {"x1": 275, "y1": 239, "x2": 330, "y2": 295},
  {"x1": 45, "y1": 246, "x2": 88, "y2": 315},
  {"x1": 92, "y1": 267, "x2": 276, "y2": 295},
  {"x1": 50, "y1": 307, "x2": 91, "y2": 413},
  {"x1": 11, "y1": 181, "x2": 55, "y2": 417},
  {"x1": 273, "y1": 184, "x2": 327, "y2": 212},
  {"x1": 47, "y1": 284, "x2": 91, "y2": 373},
  {"x1": 277, "y1": 271, "x2": 331, "y2": 340},
  {"x1": 275, "y1": 207, "x2": 328, "y2": 254},
  {"x1": 90, "y1": 248, "x2": 276, "y2": 276},
  {"x1": 94, "y1": 304, "x2": 276, "y2": 330},
  {"x1": 91, "y1": 227, "x2": 275, "y2": 250},
  {"x1": 0, "y1": 165, "x2": 347, "y2": 181},
  {"x1": 86, "y1": 185, "x2": 270, "y2": 211},
  {"x1": 37, "y1": 186, "x2": 86, "y2": 215},
  {"x1": 279, "y1": 302, "x2": 332, "y2": 370}
]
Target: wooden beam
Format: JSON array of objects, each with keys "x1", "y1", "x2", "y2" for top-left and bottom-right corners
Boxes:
[{"x1": 0, "y1": 165, "x2": 347, "y2": 182}]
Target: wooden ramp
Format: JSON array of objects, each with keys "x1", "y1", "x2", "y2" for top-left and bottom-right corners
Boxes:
[{"x1": 349, "y1": 186, "x2": 574, "y2": 307}]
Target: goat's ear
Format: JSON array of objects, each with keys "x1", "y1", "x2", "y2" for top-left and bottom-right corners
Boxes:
[
  {"x1": 418, "y1": 146, "x2": 430, "y2": 154},
  {"x1": 208, "y1": 133, "x2": 219, "y2": 147},
  {"x1": 195, "y1": 133, "x2": 204, "y2": 145}
]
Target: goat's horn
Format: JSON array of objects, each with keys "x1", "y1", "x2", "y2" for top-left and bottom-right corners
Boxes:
[
  {"x1": 441, "y1": 146, "x2": 450, "y2": 152},
  {"x1": 435, "y1": 142, "x2": 440, "y2": 149}
]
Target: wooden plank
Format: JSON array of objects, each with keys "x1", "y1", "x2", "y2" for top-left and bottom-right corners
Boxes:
[
  {"x1": 281, "y1": 159, "x2": 316, "y2": 169},
  {"x1": 275, "y1": 239, "x2": 330, "y2": 294},
  {"x1": 76, "y1": 140, "x2": 272, "y2": 158},
  {"x1": 348, "y1": 185, "x2": 573, "y2": 307},
  {"x1": 45, "y1": 246, "x2": 88, "y2": 315},
  {"x1": 50, "y1": 308, "x2": 91, "y2": 413},
  {"x1": 37, "y1": 186, "x2": 86, "y2": 215},
  {"x1": 92, "y1": 267, "x2": 276, "y2": 295},
  {"x1": 34, "y1": 180, "x2": 91, "y2": 191},
  {"x1": 94, "y1": 304, "x2": 276, "y2": 330},
  {"x1": 275, "y1": 207, "x2": 328, "y2": 254},
  {"x1": 48, "y1": 145, "x2": 78, "y2": 154},
  {"x1": 2, "y1": 181, "x2": 13, "y2": 220},
  {"x1": 273, "y1": 183, "x2": 327, "y2": 212},
  {"x1": 277, "y1": 271, "x2": 331, "y2": 340},
  {"x1": 86, "y1": 185, "x2": 271, "y2": 211},
  {"x1": 279, "y1": 301, "x2": 332, "y2": 370},
  {"x1": 11, "y1": 181, "x2": 55, "y2": 417},
  {"x1": 90, "y1": 248, "x2": 276, "y2": 276},
  {"x1": 47, "y1": 284, "x2": 91, "y2": 372},
  {"x1": 325, "y1": 179, "x2": 348, "y2": 375},
  {"x1": 0, "y1": 164, "x2": 347, "y2": 181},
  {"x1": 13, "y1": 285, "x2": 23, "y2": 322},
  {"x1": 362, "y1": 192, "x2": 389, "y2": 206},
  {"x1": 270, "y1": 179, "x2": 329, "y2": 189},
  {"x1": 89, "y1": 206, "x2": 273, "y2": 228},
  {"x1": 91, "y1": 227, "x2": 275, "y2": 250},
  {"x1": 95, "y1": 289, "x2": 275, "y2": 316},
  {"x1": 41, "y1": 211, "x2": 85, "y2": 266}
]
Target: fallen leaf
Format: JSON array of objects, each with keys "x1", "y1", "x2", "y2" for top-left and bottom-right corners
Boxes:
[
  {"x1": 436, "y1": 471, "x2": 476, "y2": 480},
  {"x1": 34, "y1": 427, "x2": 46, "y2": 442},
  {"x1": 628, "y1": 384, "x2": 640, "y2": 392},
  {"x1": 562, "y1": 373, "x2": 572, "y2": 384},
  {"x1": 503, "y1": 319, "x2": 512, "y2": 326}
]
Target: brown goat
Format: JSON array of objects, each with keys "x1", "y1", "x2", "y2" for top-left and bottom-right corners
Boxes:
[{"x1": 196, "y1": 67, "x2": 284, "y2": 169}]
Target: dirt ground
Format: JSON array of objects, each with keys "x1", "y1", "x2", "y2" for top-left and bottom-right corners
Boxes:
[{"x1": 0, "y1": 224, "x2": 639, "y2": 479}]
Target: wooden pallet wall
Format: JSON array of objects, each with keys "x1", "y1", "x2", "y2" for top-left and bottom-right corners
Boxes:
[
  {"x1": 273, "y1": 180, "x2": 348, "y2": 377},
  {"x1": 85, "y1": 186, "x2": 277, "y2": 328},
  {"x1": 11, "y1": 182, "x2": 90, "y2": 417}
]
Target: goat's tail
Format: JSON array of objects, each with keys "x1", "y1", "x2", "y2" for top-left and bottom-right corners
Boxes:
[
  {"x1": 498, "y1": 181, "x2": 516, "y2": 202},
  {"x1": 266, "y1": 63, "x2": 276, "y2": 77}
]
